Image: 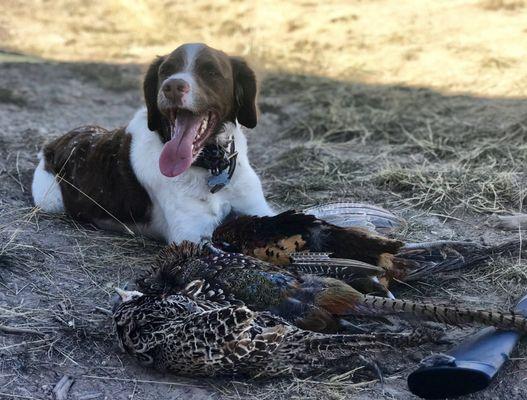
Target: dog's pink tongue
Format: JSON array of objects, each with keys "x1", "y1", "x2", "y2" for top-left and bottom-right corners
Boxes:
[{"x1": 159, "y1": 111, "x2": 201, "y2": 177}]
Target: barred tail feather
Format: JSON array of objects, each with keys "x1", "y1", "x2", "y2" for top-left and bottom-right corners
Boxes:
[
  {"x1": 290, "y1": 252, "x2": 383, "y2": 278},
  {"x1": 361, "y1": 295, "x2": 527, "y2": 333}
]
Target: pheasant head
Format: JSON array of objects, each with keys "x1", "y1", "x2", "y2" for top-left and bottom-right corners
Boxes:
[{"x1": 137, "y1": 241, "x2": 210, "y2": 295}]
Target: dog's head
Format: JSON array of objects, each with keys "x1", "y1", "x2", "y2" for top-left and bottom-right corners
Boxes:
[{"x1": 143, "y1": 43, "x2": 257, "y2": 177}]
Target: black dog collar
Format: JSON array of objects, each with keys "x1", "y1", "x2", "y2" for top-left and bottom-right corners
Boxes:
[{"x1": 193, "y1": 136, "x2": 238, "y2": 193}]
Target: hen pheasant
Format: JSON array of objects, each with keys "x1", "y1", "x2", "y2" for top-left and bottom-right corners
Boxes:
[
  {"x1": 137, "y1": 242, "x2": 527, "y2": 334},
  {"x1": 113, "y1": 281, "x2": 424, "y2": 378}
]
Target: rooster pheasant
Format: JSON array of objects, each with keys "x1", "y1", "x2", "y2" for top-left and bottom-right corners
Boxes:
[
  {"x1": 137, "y1": 242, "x2": 527, "y2": 334},
  {"x1": 212, "y1": 207, "x2": 521, "y2": 287},
  {"x1": 113, "y1": 281, "x2": 427, "y2": 378}
]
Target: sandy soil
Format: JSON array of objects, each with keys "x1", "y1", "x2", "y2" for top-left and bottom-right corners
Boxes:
[{"x1": 1, "y1": 1, "x2": 527, "y2": 399}]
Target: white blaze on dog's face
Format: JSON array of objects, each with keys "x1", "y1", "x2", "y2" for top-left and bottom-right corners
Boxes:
[{"x1": 143, "y1": 43, "x2": 258, "y2": 178}]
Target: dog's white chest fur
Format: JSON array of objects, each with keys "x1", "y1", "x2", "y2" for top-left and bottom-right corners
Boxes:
[{"x1": 127, "y1": 108, "x2": 273, "y2": 243}]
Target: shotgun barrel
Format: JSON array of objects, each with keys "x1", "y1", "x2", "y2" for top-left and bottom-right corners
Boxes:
[{"x1": 407, "y1": 293, "x2": 527, "y2": 399}]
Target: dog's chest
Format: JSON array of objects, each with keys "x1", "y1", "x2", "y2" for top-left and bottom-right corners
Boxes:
[
  {"x1": 144, "y1": 168, "x2": 235, "y2": 241},
  {"x1": 162, "y1": 173, "x2": 233, "y2": 217}
]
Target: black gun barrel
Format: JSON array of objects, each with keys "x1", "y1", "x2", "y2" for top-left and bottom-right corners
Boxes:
[{"x1": 407, "y1": 293, "x2": 527, "y2": 399}]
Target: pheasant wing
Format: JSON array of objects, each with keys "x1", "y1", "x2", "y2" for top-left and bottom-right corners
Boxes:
[{"x1": 304, "y1": 202, "x2": 406, "y2": 234}]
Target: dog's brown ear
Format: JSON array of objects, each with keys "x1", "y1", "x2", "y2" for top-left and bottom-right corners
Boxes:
[
  {"x1": 143, "y1": 56, "x2": 165, "y2": 132},
  {"x1": 230, "y1": 57, "x2": 257, "y2": 129}
]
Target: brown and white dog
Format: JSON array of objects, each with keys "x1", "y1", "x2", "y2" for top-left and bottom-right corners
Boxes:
[{"x1": 32, "y1": 43, "x2": 273, "y2": 243}]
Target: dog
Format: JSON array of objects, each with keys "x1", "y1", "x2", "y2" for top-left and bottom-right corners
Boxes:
[{"x1": 32, "y1": 43, "x2": 274, "y2": 243}]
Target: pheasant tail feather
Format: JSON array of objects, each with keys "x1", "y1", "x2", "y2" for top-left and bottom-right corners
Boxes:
[{"x1": 361, "y1": 295, "x2": 527, "y2": 333}]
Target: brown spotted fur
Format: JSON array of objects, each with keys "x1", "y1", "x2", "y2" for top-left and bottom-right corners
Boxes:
[{"x1": 42, "y1": 126, "x2": 151, "y2": 223}]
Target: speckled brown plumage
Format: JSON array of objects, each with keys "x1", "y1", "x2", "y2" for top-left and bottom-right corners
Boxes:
[{"x1": 113, "y1": 283, "x2": 428, "y2": 378}]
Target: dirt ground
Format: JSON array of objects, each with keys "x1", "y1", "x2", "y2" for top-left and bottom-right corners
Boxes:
[{"x1": 1, "y1": 1, "x2": 527, "y2": 399}]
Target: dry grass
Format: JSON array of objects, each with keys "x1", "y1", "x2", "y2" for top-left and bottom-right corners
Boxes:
[
  {"x1": 264, "y1": 145, "x2": 363, "y2": 206},
  {"x1": 2, "y1": 1, "x2": 527, "y2": 96},
  {"x1": 376, "y1": 164, "x2": 525, "y2": 213},
  {"x1": 0, "y1": 207, "x2": 166, "y2": 398},
  {"x1": 219, "y1": 375, "x2": 385, "y2": 400},
  {"x1": 480, "y1": 0, "x2": 525, "y2": 10},
  {"x1": 1, "y1": 1, "x2": 527, "y2": 399},
  {"x1": 261, "y1": 73, "x2": 527, "y2": 214},
  {"x1": 265, "y1": 75, "x2": 527, "y2": 164}
]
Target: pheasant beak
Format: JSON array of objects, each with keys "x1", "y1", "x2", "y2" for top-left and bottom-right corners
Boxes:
[
  {"x1": 114, "y1": 287, "x2": 143, "y2": 302},
  {"x1": 202, "y1": 240, "x2": 226, "y2": 255}
]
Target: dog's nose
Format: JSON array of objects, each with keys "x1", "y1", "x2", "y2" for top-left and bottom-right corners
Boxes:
[{"x1": 162, "y1": 79, "x2": 190, "y2": 101}]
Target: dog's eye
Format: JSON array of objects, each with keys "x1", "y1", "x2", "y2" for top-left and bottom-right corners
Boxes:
[
  {"x1": 202, "y1": 63, "x2": 219, "y2": 77},
  {"x1": 159, "y1": 62, "x2": 181, "y2": 78},
  {"x1": 158, "y1": 65, "x2": 171, "y2": 78}
]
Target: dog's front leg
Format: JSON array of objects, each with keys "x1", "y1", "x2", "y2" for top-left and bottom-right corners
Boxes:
[
  {"x1": 165, "y1": 216, "x2": 215, "y2": 244},
  {"x1": 229, "y1": 168, "x2": 275, "y2": 217},
  {"x1": 162, "y1": 204, "x2": 221, "y2": 245},
  {"x1": 166, "y1": 228, "x2": 203, "y2": 245}
]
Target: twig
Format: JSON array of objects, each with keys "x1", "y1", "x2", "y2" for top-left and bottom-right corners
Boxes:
[
  {"x1": 428, "y1": 212, "x2": 477, "y2": 227},
  {"x1": 328, "y1": 366, "x2": 364, "y2": 382},
  {"x1": 77, "y1": 394, "x2": 102, "y2": 400},
  {"x1": 488, "y1": 213, "x2": 527, "y2": 231},
  {"x1": 0, "y1": 339, "x2": 49, "y2": 352},
  {"x1": 130, "y1": 380, "x2": 137, "y2": 400},
  {"x1": 52, "y1": 375, "x2": 74, "y2": 400},
  {"x1": 294, "y1": 377, "x2": 378, "y2": 388},
  {"x1": 81, "y1": 375, "x2": 204, "y2": 388},
  {"x1": 15, "y1": 151, "x2": 25, "y2": 193},
  {"x1": 94, "y1": 307, "x2": 112, "y2": 316},
  {"x1": 0, "y1": 393, "x2": 41, "y2": 399},
  {"x1": 56, "y1": 176, "x2": 134, "y2": 235},
  {"x1": 0, "y1": 324, "x2": 46, "y2": 336}
]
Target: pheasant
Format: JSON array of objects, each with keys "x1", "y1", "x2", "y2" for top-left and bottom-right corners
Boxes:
[
  {"x1": 113, "y1": 281, "x2": 427, "y2": 378},
  {"x1": 137, "y1": 242, "x2": 527, "y2": 334},
  {"x1": 212, "y1": 206, "x2": 521, "y2": 287},
  {"x1": 213, "y1": 209, "x2": 403, "y2": 267}
]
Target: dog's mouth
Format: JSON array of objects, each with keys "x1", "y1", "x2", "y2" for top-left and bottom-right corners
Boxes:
[{"x1": 159, "y1": 109, "x2": 219, "y2": 177}]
